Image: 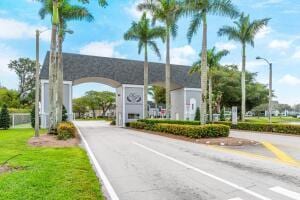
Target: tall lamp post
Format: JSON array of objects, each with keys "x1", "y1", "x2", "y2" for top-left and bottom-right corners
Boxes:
[
  {"x1": 256, "y1": 56, "x2": 272, "y2": 123},
  {"x1": 35, "y1": 29, "x2": 50, "y2": 137}
]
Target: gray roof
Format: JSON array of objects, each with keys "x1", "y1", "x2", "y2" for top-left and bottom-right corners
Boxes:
[{"x1": 40, "y1": 52, "x2": 201, "y2": 89}]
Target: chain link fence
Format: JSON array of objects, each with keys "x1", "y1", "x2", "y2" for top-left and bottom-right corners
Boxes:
[{"x1": 10, "y1": 113, "x2": 31, "y2": 128}]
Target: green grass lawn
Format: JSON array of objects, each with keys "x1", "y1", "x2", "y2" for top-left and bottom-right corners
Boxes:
[
  {"x1": 0, "y1": 129, "x2": 104, "y2": 200},
  {"x1": 245, "y1": 116, "x2": 300, "y2": 124}
]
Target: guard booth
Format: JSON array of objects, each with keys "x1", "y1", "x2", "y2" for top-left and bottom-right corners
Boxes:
[{"x1": 40, "y1": 52, "x2": 201, "y2": 128}]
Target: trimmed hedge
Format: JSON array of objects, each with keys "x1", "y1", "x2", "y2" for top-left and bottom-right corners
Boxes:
[
  {"x1": 140, "y1": 119, "x2": 300, "y2": 135},
  {"x1": 57, "y1": 122, "x2": 76, "y2": 140},
  {"x1": 138, "y1": 119, "x2": 201, "y2": 125},
  {"x1": 129, "y1": 121, "x2": 229, "y2": 138},
  {"x1": 215, "y1": 121, "x2": 300, "y2": 135}
]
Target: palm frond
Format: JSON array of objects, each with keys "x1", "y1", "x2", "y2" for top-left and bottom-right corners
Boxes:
[
  {"x1": 148, "y1": 41, "x2": 161, "y2": 59},
  {"x1": 187, "y1": 12, "x2": 202, "y2": 43},
  {"x1": 209, "y1": 0, "x2": 239, "y2": 18}
]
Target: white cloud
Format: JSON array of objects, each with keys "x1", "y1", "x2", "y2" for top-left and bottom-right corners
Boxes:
[
  {"x1": 292, "y1": 50, "x2": 300, "y2": 59},
  {"x1": 268, "y1": 39, "x2": 291, "y2": 49},
  {"x1": 0, "y1": 18, "x2": 50, "y2": 42},
  {"x1": 253, "y1": 0, "x2": 283, "y2": 8},
  {"x1": 279, "y1": 74, "x2": 300, "y2": 86},
  {"x1": 79, "y1": 41, "x2": 126, "y2": 58},
  {"x1": 215, "y1": 42, "x2": 237, "y2": 51},
  {"x1": 170, "y1": 45, "x2": 197, "y2": 65},
  {"x1": 255, "y1": 26, "x2": 272, "y2": 39},
  {"x1": 124, "y1": 0, "x2": 144, "y2": 19},
  {"x1": 0, "y1": 44, "x2": 18, "y2": 88}
]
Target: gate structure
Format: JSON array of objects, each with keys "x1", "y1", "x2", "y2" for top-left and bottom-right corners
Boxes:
[{"x1": 40, "y1": 52, "x2": 201, "y2": 128}]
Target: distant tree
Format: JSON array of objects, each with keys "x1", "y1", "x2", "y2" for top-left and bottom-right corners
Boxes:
[
  {"x1": 83, "y1": 91, "x2": 99, "y2": 118},
  {"x1": 96, "y1": 91, "x2": 115, "y2": 117},
  {"x1": 0, "y1": 104, "x2": 10, "y2": 129},
  {"x1": 73, "y1": 97, "x2": 88, "y2": 118},
  {"x1": 0, "y1": 87, "x2": 21, "y2": 108},
  {"x1": 8, "y1": 58, "x2": 36, "y2": 106},
  {"x1": 149, "y1": 86, "x2": 166, "y2": 105},
  {"x1": 212, "y1": 65, "x2": 269, "y2": 111},
  {"x1": 194, "y1": 107, "x2": 200, "y2": 121}
]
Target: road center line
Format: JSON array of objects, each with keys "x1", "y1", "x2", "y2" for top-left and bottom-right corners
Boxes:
[
  {"x1": 133, "y1": 141, "x2": 271, "y2": 200},
  {"x1": 270, "y1": 186, "x2": 300, "y2": 200}
]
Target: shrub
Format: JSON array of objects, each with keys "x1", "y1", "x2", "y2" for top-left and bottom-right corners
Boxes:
[
  {"x1": 215, "y1": 121, "x2": 300, "y2": 135},
  {"x1": 220, "y1": 108, "x2": 225, "y2": 121},
  {"x1": 194, "y1": 107, "x2": 200, "y2": 121},
  {"x1": 110, "y1": 119, "x2": 116, "y2": 125},
  {"x1": 57, "y1": 122, "x2": 76, "y2": 140},
  {"x1": 139, "y1": 119, "x2": 201, "y2": 126},
  {"x1": 62, "y1": 105, "x2": 68, "y2": 122},
  {"x1": 130, "y1": 122, "x2": 229, "y2": 138},
  {"x1": 0, "y1": 104, "x2": 10, "y2": 130}
]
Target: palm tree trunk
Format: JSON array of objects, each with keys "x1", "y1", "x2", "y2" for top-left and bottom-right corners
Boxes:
[
  {"x1": 48, "y1": 0, "x2": 59, "y2": 133},
  {"x1": 144, "y1": 44, "x2": 148, "y2": 119},
  {"x1": 208, "y1": 74, "x2": 212, "y2": 122},
  {"x1": 200, "y1": 14, "x2": 208, "y2": 125},
  {"x1": 165, "y1": 29, "x2": 171, "y2": 119},
  {"x1": 241, "y1": 43, "x2": 246, "y2": 121},
  {"x1": 56, "y1": 32, "x2": 63, "y2": 124}
]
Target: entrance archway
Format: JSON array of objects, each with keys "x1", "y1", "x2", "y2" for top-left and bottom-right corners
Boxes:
[{"x1": 40, "y1": 52, "x2": 201, "y2": 127}]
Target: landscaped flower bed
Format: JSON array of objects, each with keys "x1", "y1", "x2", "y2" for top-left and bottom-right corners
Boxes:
[{"x1": 129, "y1": 121, "x2": 229, "y2": 138}]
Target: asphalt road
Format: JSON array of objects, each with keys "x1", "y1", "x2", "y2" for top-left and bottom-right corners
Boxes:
[
  {"x1": 75, "y1": 121, "x2": 300, "y2": 200},
  {"x1": 230, "y1": 130, "x2": 300, "y2": 161}
]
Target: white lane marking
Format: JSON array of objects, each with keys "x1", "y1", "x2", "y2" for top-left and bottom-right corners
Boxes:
[
  {"x1": 270, "y1": 186, "x2": 300, "y2": 200},
  {"x1": 75, "y1": 122, "x2": 120, "y2": 200},
  {"x1": 133, "y1": 142, "x2": 271, "y2": 200},
  {"x1": 228, "y1": 198, "x2": 243, "y2": 200}
]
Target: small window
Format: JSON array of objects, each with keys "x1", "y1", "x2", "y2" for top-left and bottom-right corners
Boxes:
[{"x1": 128, "y1": 113, "x2": 140, "y2": 119}]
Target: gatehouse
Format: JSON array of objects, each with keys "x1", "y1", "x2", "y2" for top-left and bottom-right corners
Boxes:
[{"x1": 40, "y1": 52, "x2": 201, "y2": 128}]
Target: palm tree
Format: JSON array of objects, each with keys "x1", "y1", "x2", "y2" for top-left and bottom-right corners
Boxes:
[
  {"x1": 183, "y1": 0, "x2": 238, "y2": 124},
  {"x1": 124, "y1": 12, "x2": 165, "y2": 119},
  {"x1": 37, "y1": 0, "x2": 101, "y2": 129},
  {"x1": 138, "y1": 0, "x2": 183, "y2": 119},
  {"x1": 218, "y1": 13, "x2": 270, "y2": 121},
  {"x1": 39, "y1": 0, "x2": 94, "y2": 124},
  {"x1": 190, "y1": 47, "x2": 229, "y2": 122}
]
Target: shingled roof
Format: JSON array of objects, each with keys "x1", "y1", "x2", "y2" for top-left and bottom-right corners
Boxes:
[{"x1": 40, "y1": 52, "x2": 201, "y2": 89}]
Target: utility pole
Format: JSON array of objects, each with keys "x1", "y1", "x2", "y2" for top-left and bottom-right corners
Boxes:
[{"x1": 35, "y1": 30, "x2": 40, "y2": 137}]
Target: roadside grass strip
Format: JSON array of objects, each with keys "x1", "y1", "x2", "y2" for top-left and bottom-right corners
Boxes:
[
  {"x1": 270, "y1": 186, "x2": 300, "y2": 200},
  {"x1": 261, "y1": 141, "x2": 299, "y2": 165},
  {"x1": 133, "y1": 141, "x2": 272, "y2": 200}
]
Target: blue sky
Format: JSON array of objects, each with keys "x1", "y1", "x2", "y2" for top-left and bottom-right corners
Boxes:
[{"x1": 0, "y1": 0, "x2": 300, "y2": 105}]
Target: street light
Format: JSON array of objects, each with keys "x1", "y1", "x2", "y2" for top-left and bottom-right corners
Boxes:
[
  {"x1": 256, "y1": 56, "x2": 273, "y2": 124},
  {"x1": 35, "y1": 29, "x2": 50, "y2": 137}
]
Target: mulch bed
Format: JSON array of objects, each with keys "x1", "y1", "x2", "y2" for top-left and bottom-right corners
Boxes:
[
  {"x1": 28, "y1": 134, "x2": 79, "y2": 147},
  {"x1": 129, "y1": 128, "x2": 259, "y2": 146}
]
